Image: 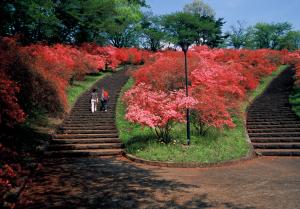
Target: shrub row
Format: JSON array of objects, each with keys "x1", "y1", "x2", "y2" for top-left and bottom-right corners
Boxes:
[
  {"x1": 123, "y1": 46, "x2": 293, "y2": 141},
  {"x1": 0, "y1": 37, "x2": 150, "y2": 128}
]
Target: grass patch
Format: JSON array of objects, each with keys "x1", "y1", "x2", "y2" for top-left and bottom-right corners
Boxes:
[
  {"x1": 116, "y1": 66, "x2": 288, "y2": 163},
  {"x1": 67, "y1": 72, "x2": 111, "y2": 106},
  {"x1": 290, "y1": 88, "x2": 300, "y2": 117}
]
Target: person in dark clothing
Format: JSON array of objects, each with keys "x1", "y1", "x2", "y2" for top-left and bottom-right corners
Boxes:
[{"x1": 100, "y1": 88, "x2": 109, "y2": 111}]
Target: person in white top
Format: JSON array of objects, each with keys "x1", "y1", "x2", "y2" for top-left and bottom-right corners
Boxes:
[{"x1": 90, "y1": 88, "x2": 98, "y2": 113}]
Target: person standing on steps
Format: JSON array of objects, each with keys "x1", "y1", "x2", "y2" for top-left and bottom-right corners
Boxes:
[
  {"x1": 90, "y1": 88, "x2": 99, "y2": 113},
  {"x1": 100, "y1": 87, "x2": 109, "y2": 112}
]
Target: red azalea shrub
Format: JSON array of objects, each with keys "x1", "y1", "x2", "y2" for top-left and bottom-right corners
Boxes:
[
  {"x1": 0, "y1": 144, "x2": 29, "y2": 206},
  {"x1": 0, "y1": 38, "x2": 25, "y2": 127},
  {"x1": 80, "y1": 43, "x2": 146, "y2": 69},
  {"x1": 0, "y1": 73, "x2": 25, "y2": 127},
  {"x1": 124, "y1": 46, "x2": 283, "y2": 138},
  {"x1": 133, "y1": 51, "x2": 199, "y2": 91},
  {"x1": 287, "y1": 50, "x2": 300, "y2": 86}
]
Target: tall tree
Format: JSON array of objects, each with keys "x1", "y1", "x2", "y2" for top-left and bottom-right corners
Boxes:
[
  {"x1": 105, "y1": 0, "x2": 144, "y2": 47},
  {"x1": 162, "y1": 12, "x2": 199, "y2": 46},
  {"x1": 252, "y1": 22, "x2": 292, "y2": 49},
  {"x1": 0, "y1": 0, "x2": 62, "y2": 43},
  {"x1": 183, "y1": 0, "x2": 215, "y2": 17},
  {"x1": 182, "y1": 0, "x2": 226, "y2": 47},
  {"x1": 278, "y1": 31, "x2": 300, "y2": 50},
  {"x1": 55, "y1": 0, "x2": 117, "y2": 44},
  {"x1": 141, "y1": 12, "x2": 166, "y2": 51},
  {"x1": 226, "y1": 21, "x2": 250, "y2": 49}
]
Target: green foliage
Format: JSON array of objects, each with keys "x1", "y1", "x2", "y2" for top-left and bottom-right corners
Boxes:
[
  {"x1": 0, "y1": 0, "x2": 145, "y2": 45},
  {"x1": 227, "y1": 21, "x2": 299, "y2": 50},
  {"x1": 163, "y1": 12, "x2": 200, "y2": 46},
  {"x1": 0, "y1": 0, "x2": 61, "y2": 43},
  {"x1": 183, "y1": 0, "x2": 215, "y2": 17},
  {"x1": 226, "y1": 21, "x2": 250, "y2": 49},
  {"x1": 56, "y1": 0, "x2": 117, "y2": 44},
  {"x1": 140, "y1": 12, "x2": 166, "y2": 51},
  {"x1": 104, "y1": 0, "x2": 144, "y2": 47},
  {"x1": 162, "y1": 10, "x2": 226, "y2": 48},
  {"x1": 278, "y1": 31, "x2": 300, "y2": 51}
]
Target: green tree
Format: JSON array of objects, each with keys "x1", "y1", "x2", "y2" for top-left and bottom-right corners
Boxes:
[
  {"x1": 141, "y1": 12, "x2": 166, "y2": 51},
  {"x1": 162, "y1": 12, "x2": 199, "y2": 46},
  {"x1": 104, "y1": 0, "x2": 144, "y2": 47},
  {"x1": 55, "y1": 0, "x2": 117, "y2": 44},
  {"x1": 278, "y1": 31, "x2": 300, "y2": 50},
  {"x1": 182, "y1": 0, "x2": 226, "y2": 47},
  {"x1": 183, "y1": 0, "x2": 215, "y2": 17},
  {"x1": 226, "y1": 21, "x2": 250, "y2": 49},
  {"x1": 0, "y1": 0, "x2": 61, "y2": 43},
  {"x1": 252, "y1": 22, "x2": 292, "y2": 49}
]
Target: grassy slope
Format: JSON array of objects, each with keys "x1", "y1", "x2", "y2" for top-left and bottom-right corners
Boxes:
[
  {"x1": 116, "y1": 66, "x2": 288, "y2": 163},
  {"x1": 290, "y1": 89, "x2": 300, "y2": 117}
]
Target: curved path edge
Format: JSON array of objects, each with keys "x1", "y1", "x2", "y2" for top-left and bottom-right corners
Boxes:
[{"x1": 123, "y1": 145, "x2": 257, "y2": 168}]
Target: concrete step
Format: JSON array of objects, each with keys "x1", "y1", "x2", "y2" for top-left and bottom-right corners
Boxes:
[
  {"x1": 248, "y1": 132, "x2": 300, "y2": 137},
  {"x1": 62, "y1": 121, "x2": 115, "y2": 126},
  {"x1": 60, "y1": 129, "x2": 118, "y2": 134},
  {"x1": 65, "y1": 118, "x2": 115, "y2": 122},
  {"x1": 45, "y1": 149, "x2": 123, "y2": 157},
  {"x1": 53, "y1": 133, "x2": 119, "y2": 139},
  {"x1": 247, "y1": 116, "x2": 298, "y2": 120},
  {"x1": 247, "y1": 118, "x2": 299, "y2": 122},
  {"x1": 255, "y1": 149, "x2": 300, "y2": 156},
  {"x1": 247, "y1": 124, "x2": 300, "y2": 129},
  {"x1": 253, "y1": 142, "x2": 300, "y2": 149},
  {"x1": 246, "y1": 121, "x2": 300, "y2": 125},
  {"x1": 49, "y1": 143, "x2": 123, "y2": 150},
  {"x1": 247, "y1": 128, "x2": 300, "y2": 133},
  {"x1": 250, "y1": 137, "x2": 300, "y2": 143},
  {"x1": 52, "y1": 138, "x2": 121, "y2": 144},
  {"x1": 60, "y1": 125, "x2": 116, "y2": 130}
]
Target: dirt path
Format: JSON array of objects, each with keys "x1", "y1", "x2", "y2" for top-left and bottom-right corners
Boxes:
[{"x1": 18, "y1": 156, "x2": 300, "y2": 209}]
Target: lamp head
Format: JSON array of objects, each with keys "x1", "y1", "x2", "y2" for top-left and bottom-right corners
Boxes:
[{"x1": 179, "y1": 41, "x2": 190, "y2": 53}]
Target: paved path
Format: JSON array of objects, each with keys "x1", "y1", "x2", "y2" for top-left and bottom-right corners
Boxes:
[{"x1": 19, "y1": 157, "x2": 300, "y2": 209}]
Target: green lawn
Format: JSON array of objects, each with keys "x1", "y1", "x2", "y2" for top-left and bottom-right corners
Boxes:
[
  {"x1": 67, "y1": 72, "x2": 111, "y2": 106},
  {"x1": 290, "y1": 87, "x2": 300, "y2": 117},
  {"x1": 116, "y1": 65, "x2": 289, "y2": 163}
]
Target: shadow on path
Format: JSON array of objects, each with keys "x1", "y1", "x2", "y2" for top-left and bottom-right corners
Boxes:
[{"x1": 18, "y1": 157, "x2": 257, "y2": 209}]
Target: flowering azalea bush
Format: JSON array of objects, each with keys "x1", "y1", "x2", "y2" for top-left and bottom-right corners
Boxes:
[
  {"x1": 0, "y1": 144, "x2": 27, "y2": 207},
  {"x1": 287, "y1": 50, "x2": 300, "y2": 85},
  {"x1": 0, "y1": 38, "x2": 26, "y2": 127},
  {"x1": 80, "y1": 43, "x2": 147, "y2": 69},
  {"x1": 123, "y1": 83, "x2": 197, "y2": 142},
  {"x1": 0, "y1": 37, "x2": 148, "y2": 126},
  {"x1": 124, "y1": 46, "x2": 283, "y2": 139}
]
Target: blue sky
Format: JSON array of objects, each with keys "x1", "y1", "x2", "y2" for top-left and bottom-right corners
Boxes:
[{"x1": 145, "y1": 0, "x2": 300, "y2": 32}]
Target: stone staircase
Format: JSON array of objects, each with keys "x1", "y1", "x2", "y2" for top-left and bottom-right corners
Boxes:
[
  {"x1": 45, "y1": 68, "x2": 129, "y2": 157},
  {"x1": 247, "y1": 67, "x2": 300, "y2": 156}
]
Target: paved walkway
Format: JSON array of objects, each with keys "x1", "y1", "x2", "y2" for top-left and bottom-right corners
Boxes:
[{"x1": 19, "y1": 156, "x2": 300, "y2": 209}]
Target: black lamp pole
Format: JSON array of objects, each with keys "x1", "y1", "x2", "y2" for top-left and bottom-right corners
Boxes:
[{"x1": 180, "y1": 42, "x2": 191, "y2": 145}]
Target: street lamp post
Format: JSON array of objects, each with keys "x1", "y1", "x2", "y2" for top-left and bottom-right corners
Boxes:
[{"x1": 180, "y1": 42, "x2": 191, "y2": 145}]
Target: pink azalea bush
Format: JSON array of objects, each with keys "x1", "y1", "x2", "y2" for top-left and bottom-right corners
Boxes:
[{"x1": 123, "y1": 83, "x2": 197, "y2": 142}]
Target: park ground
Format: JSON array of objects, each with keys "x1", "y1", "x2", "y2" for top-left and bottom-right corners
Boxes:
[{"x1": 19, "y1": 156, "x2": 300, "y2": 209}]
